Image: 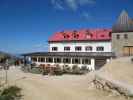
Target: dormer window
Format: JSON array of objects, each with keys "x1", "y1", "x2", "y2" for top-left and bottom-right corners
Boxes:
[
  {"x1": 64, "y1": 34, "x2": 69, "y2": 39},
  {"x1": 74, "y1": 34, "x2": 79, "y2": 38},
  {"x1": 86, "y1": 34, "x2": 93, "y2": 39},
  {"x1": 86, "y1": 30, "x2": 93, "y2": 39},
  {"x1": 86, "y1": 35, "x2": 91, "y2": 39},
  {"x1": 72, "y1": 30, "x2": 79, "y2": 39},
  {"x1": 61, "y1": 31, "x2": 69, "y2": 39}
]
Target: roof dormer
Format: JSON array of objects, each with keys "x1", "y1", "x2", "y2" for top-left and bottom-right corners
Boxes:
[
  {"x1": 61, "y1": 31, "x2": 69, "y2": 39},
  {"x1": 72, "y1": 30, "x2": 79, "y2": 39},
  {"x1": 86, "y1": 30, "x2": 93, "y2": 39}
]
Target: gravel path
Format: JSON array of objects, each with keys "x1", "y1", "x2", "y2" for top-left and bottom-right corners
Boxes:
[{"x1": 0, "y1": 67, "x2": 127, "y2": 100}]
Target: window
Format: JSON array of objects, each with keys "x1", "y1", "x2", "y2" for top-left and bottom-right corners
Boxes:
[
  {"x1": 124, "y1": 34, "x2": 128, "y2": 39},
  {"x1": 82, "y1": 59, "x2": 91, "y2": 64},
  {"x1": 64, "y1": 35, "x2": 69, "y2": 39},
  {"x1": 73, "y1": 34, "x2": 79, "y2": 39},
  {"x1": 75, "y1": 46, "x2": 82, "y2": 51},
  {"x1": 38, "y1": 57, "x2": 45, "y2": 62},
  {"x1": 72, "y1": 30, "x2": 79, "y2": 39},
  {"x1": 62, "y1": 32, "x2": 69, "y2": 39},
  {"x1": 72, "y1": 58, "x2": 80, "y2": 64},
  {"x1": 63, "y1": 58, "x2": 71, "y2": 63},
  {"x1": 46, "y1": 58, "x2": 53, "y2": 63},
  {"x1": 116, "y1": 34, "x2": 120, "y2": 39},
  {"x1": 40, "y1": 58, "x2": 45, "y2": 62},
  {"x1": 54, "y1": 58, "x2": 61, "y2": 63},
  {"x1": 64, "y1": 47, "x2": 70, "y2": 51},
  {"x1": 52, "y1": 47, "x2": 58, "y2": 51},
  {"x1": 86, "y1": 34, "x2": 91, "y2": 39},
  {"x1": 97, "y1": 46, "x2": 104, "y2": 51},
  {"x1": 31, "y1": 57, "x2": 37, "y2": 62},
  {"x1": 86, "y1": 30, "x2": 93, "y2": 39},
  {"x1": 85, "y1": 46, "x2": 92, "y2": 51},
  {"x1": 38, "y1": 57, "x2": 41, "y2": 62}
]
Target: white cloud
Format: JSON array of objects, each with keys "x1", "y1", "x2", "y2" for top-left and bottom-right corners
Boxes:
[
  {"x1": 51, "y1": 0, "x2": 96, "y2": 11},
  {"x1": 65, "y1": 0, "x2": 78, "y2": 11},
  {"x1": 51, "y1": 0, "x2": 64, "y2": 10}
]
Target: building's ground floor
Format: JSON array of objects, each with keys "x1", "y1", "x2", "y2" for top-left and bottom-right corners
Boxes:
[{"x1": 23, "y1": 52, "x2": 115, "y2": 71}]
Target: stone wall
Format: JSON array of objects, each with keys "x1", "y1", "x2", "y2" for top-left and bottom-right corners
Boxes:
[{"x1": 112, "y1": 32, "x2": 133, "y2": 57}]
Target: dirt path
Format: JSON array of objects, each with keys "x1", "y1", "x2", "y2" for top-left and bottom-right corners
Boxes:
[{"x1": 0, "y1": 67, "x2": 127, "y2": 100}]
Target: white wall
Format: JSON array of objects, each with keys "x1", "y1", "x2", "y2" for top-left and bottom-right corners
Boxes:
[{"x1": 49, "y1": 41, "x2": 111, "y2": 52}]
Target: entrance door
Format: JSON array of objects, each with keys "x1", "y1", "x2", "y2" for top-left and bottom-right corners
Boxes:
[
  {"x1": 123, "y1": 46, "x2": 133, "y2": 56},
  {"x1": 95, "y1": 59, "x2": 106, "y2": 70}
]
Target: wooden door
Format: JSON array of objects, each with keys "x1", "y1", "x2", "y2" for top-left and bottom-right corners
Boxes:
[
  {"x1": 123, "y1": 46, "x2": 133, "y2": 56},
  {"x1": 130, "y1": 47, "x2": 133, "y2": 56},
  {"x1": 123, "y1": 47, "x2": 130, "y2": 56}
]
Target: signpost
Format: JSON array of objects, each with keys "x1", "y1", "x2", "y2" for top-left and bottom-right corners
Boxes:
[{"x1": 4, "y1": 59, "x2": 9, "y2": 84}]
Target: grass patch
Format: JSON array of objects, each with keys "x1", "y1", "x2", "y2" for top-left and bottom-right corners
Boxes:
[{"x1": 0, "y1": 86, "x2": 22, "y2": 100}]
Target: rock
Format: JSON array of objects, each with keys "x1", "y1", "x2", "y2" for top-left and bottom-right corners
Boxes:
[{"x1": 90, "y1": 74, "x2": 133, "y2": 98}]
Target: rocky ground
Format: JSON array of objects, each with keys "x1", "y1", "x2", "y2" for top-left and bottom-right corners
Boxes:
[
  {"x1": 91, "y1": 56, "x2": 133, "y2": 99},
  {"x1": 0, "y1": 66, "x2": 127, "y2": 100}
]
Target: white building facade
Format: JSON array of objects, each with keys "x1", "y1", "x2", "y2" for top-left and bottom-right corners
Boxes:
[
  {"x1": 49, "y1": 41, "x2": 111, "y2": 52},
  {"x1": 23, "y1": 29, "x2": 114, "y2": 71}
]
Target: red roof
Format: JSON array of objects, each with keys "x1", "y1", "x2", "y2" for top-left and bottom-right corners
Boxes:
[{"x1": 49, "y1": 29, "x2": 112, "y2": 42}]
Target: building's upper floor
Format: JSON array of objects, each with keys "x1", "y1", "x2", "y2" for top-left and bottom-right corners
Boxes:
[
  {"x1": 48, "y1": 29, "x2": 112, "y2": 52},
  {"x1": 49, "y1": 41, "x2": 111, "y2": 52}
]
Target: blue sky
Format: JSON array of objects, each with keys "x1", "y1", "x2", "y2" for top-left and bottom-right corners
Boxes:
[{"x1": 0, "y1": 0, "x2": 133, "y2": 54}]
